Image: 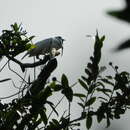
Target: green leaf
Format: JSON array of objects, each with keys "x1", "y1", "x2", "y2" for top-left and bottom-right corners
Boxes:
[
  {"x1": 11, "y1": 23, "x2": 19, "y2": 32},
  {"x1": 78, "y1": 79, "x2": 88, "y2": 91},
  {"x1": 50, "y1": 82, "x2": 62, "y2": 91},
  {"x1": 97, "y1": 114, "x2": 104, "y2": 123},
  {"x1": 25, "y1": 43, "x2": 31, "y2": 50},
  {"x1": 61, "y1": 74, "x2": 69, "y2": 88},
  {"x1": 101, "y1": 35, "x2": 105, "y2": 42},
  {"x1": 73, "y1": 93, "x2": 86, "y2": 98},
  {"x1": 86, "y1": 115, "x2": 92, "y2": 129},
  {"x1": 85, "y1": 68, "x2": 91, "y2": 76},
  {"x1": 37, "y1": 86, "x2": 52, "y2": 102},
  {"x1": 62, "y1": 87, "x2": 73, "y2": 102},
  {"x1": 106, "y1": 116, "x2": 110, "y2": 128},
  {"x1": 49, "y1": 103, "x2": 59, "y2": 117},
  {"x1": 96, "y1": 88, "x2": 111, "y2": 97},
  {"x1": 81, "y1": 75, "x2": 88, "y2": 83},
  {"x1": 40, "y1": 109, "x2": 48, "y2": 125},
  {"x1": 85, "y1": 97, "x2": 96, "y2": 106},
  {"x1": 106, "y1": 76, "x2": 113, "y2": 79},
  {"x1": 52, "y1": 119, "x2": 60, "y2": 126},
  {"x1": 79, "y1": 97, "x2": 85, "y2": 103},
  {"x1": 98, "y1": 97, "x2": 108, "y2": 102},
  {"x1": 78, "y1": 103, "x2": 84, "y2": 109},
  {"x1": 100, "y1": 78, "x2": 114, "y2": 86},
  {"x1": 29, "y1": 36, "x2": 35, "y2": 40},
  {"x1": 50, "y1": 81, "x2": 56, "y2": 88},
  {"x1": 96, "y1": 81, "x2": 105, "y2": 89},
  {"x1": 96, "y1": 88, "x2": 112, "y2": 93},
  {"x1": 88, "y1": 85, "x2": 96, "y2": 94},
  {"x1": 121, "y1": 71, "x2": 130, "y2": 76},
  {"x1": 93, "y1": 31, "x2": 104, "y2": 65},
  {"x1": 26, "y1": 44, "x2": 36, "y2": 50},
  {"x1": 99, "y1": 66, "x2": 106, "y2": 73},
  {"x1": 107, "y1": 10, "x2": 130, "y2": 23}
]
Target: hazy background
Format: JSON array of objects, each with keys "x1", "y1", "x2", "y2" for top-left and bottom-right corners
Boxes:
[{"x1": 0, "y1": 0, "x2": 130, "y2": 130}]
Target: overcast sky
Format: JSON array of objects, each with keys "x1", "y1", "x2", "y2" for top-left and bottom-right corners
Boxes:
[{"x1": 0, "y1": 0, "x2": 130, "y2": 130}]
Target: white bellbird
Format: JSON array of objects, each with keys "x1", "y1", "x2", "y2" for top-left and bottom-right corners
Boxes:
[{"x1": 22, "y1": 36, "x2": 65, "y2": 59}]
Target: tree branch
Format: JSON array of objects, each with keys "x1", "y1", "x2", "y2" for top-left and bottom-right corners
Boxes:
[{"x1": 6, "y1": 55, "x2": 51, "y2": 72}]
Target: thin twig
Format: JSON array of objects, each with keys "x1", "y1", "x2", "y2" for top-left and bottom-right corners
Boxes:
[
  {"x1": 6, "y1": 55, "x2": 50, "y2": 72},
  {"x1": 47, "y1": 82, "x2": 77, "y2": 121},
  {"x1": 8, "y1": 61, "x2": 28, "y2": 84},
  {"x1": 34, "y1": 56, "x2": 36, "y2": 80},
  {"x1": 68, "y1": 102, "x2": 71, "y2": 119},
  {"x1": 0, "y1": 81, "x2": 29, "y2": 100},
  {"x1": 0, "y1": 60, "x2": 9, "y2": 72},
  {"x1": 47, "y1": 96, "x2": 65, "y2": 120},
  {"x1": 18, "y1": 70, "x2": 28, "y2": 98},
  {"x1": 0, "y1": 89, "x2": 26, "y2": 100},
  {"x1": 70, "y1": 115, "x2": 85, "y2": 124},
  {"x1": 12, "y1": 80, "x2": 20, "y2": 89}
]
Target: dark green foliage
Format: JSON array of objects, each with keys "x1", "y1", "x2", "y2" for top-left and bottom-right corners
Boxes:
[
  {"x1": 115, "y1": 39, "x2": 130, "y2": 51},
  {"x1": 107, "y1": 0, "x2": 130, "y2": 23},
  {"x1": 61, "y1": 74, "x2": 73, "y2": 102},
  {"x1": 108, "y1": 0, "x2": 130, "y2": 51},
  {"x1": 84, "y1": 32, "x2": 105, "y2": 85},
  {"x1": 61, "y1": 74, "x2": 69, "y2": 88},
  {"x1": 0, "y1": 23, "x2": 130, "y2": 130},
  {"x1": 0, "y1": 23, "x2": 34, "y2": 58},
  {"x1": 107, "y1": 9, "x2": 130, "y2": 23},
  {"x1": 85, "y1": 97, "x2": 96, "y2": 106},
  {"x1": 78, "y1": 79, "x2": 88, "y2": 91},
  {"x1": 73, "y1": 93, "x2": 86, "y2": 98},
  {"x1": 40, "y1": 109, "x2": 48, "y2": 125},
  {"x1": 75, "y1": 32, "x2": 130, "y2": 129},
  {"x1": 86, "y1": 114, "x2": 92, "y2": 129}
]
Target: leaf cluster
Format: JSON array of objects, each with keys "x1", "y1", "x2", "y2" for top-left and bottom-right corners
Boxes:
[
  {"x1": 75, "y1": 33, "x2": 130, "y2": 129},
  {"x1": 0, "y1": 23, "x2": 130, "y2": 130},
  {"x1": 0, "y1": 23, "x2": 34, "y2": 58},
  {"x1": 107, "y1": 0, "x2": 130, "y2": 51}
]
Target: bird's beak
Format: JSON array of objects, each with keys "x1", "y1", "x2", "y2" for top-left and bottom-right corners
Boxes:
[{"x1": 62, "y1": 38, "x2": 66, "y2": 41}]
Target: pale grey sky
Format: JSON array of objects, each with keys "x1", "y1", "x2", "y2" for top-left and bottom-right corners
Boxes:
[{"x1": 0, "y1": 0, "x2": 130, "y2": 130}]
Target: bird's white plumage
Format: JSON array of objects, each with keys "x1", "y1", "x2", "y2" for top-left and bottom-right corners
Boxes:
[{"x1": 22, "y1": 36, "x2": 65, "y2": 59}]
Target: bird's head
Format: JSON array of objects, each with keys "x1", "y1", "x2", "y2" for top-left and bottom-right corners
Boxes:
[
  {"x1": 55, "y1": 36, "x2": 65, "y2": 44},
  {"x1": 54, "y1": 36, "x2": 65, "y2": 56}
]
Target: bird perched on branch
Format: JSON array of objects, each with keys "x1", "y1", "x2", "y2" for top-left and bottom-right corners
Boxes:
[{"x1": 21, "y1": 36, "x2": 65, "y2": 59}]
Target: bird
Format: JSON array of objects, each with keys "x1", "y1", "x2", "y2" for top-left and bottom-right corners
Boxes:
[{"x1": 21, "y1": 36, "x2": 65, "y2": 59}]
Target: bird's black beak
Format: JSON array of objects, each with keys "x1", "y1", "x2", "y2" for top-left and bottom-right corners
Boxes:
[{"x1": 62, "y1": 38, "x2": 66, "y2": 42}]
